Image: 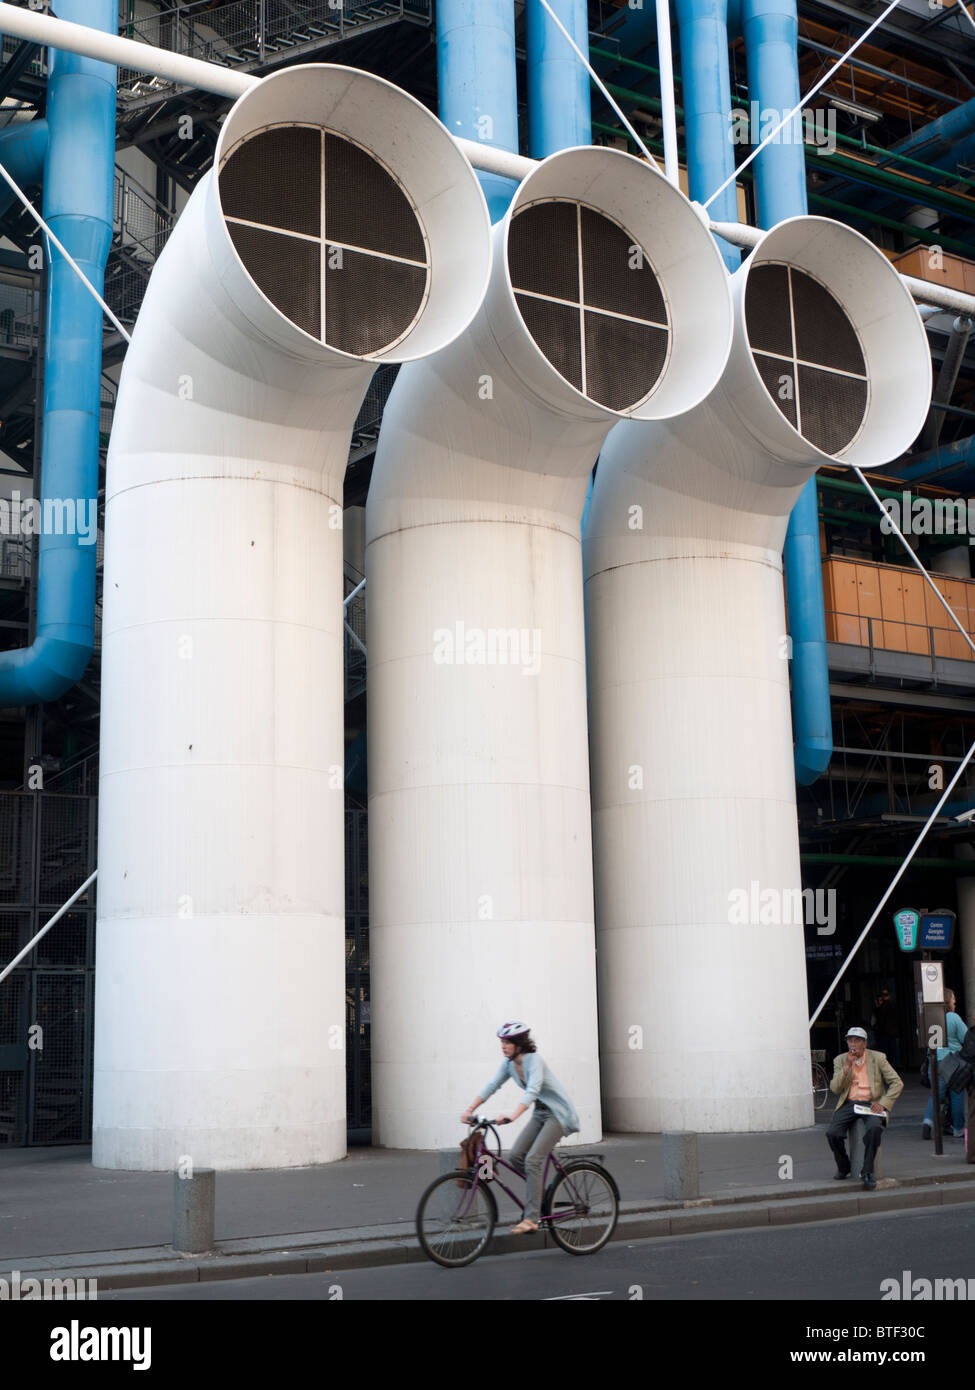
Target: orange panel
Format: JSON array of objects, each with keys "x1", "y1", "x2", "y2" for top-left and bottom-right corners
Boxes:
[
  {"x1": 833, "y1": 613, "x2": 865, "y2": 645},
  {"x1": 933, "y1": 628, "x2": 954, "y2": 659},
  {"x1": 879, "y1": 566, "x2": 905, "y2": 622},
  {"x1": 901, "y1": 571, "x2": 928, "y2": 653},
  {"x1": 880, "y1": 622, "x2": 908, "y2": 652},
  {"x1": 828, "y1": 560, "x2": 859, "y2": 625},
  {"x1": 856, "y1": 563, "x2": 882, "y2": 619},
  {"x1": 925, "y1": 581, "x2": 952, "y2": 630}
]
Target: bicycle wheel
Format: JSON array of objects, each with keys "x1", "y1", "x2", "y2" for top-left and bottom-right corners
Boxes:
[
  {"x1": 415, "y1": 1171, "x2": 497, "y2": 1268},
  {"x1": 811, "y1": 1062, "x2": 829, "y2": 1111},
  {"x1": 543, "y1": 1161, "x2": 618, "y2": 1255}
]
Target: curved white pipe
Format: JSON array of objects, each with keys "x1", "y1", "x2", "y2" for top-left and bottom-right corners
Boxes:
[
  {"x1": 585, "y1": 216, "x2": 932, "y2": 1133},
  {"x1": 366, "y1": 146, "x2": 734, "y2": 1150},
  {"x1": 94, "y1": 65, "x2": 491, "y2": 1170}
]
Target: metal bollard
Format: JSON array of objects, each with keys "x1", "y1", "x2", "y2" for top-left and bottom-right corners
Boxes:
[
  {"x1": 662, "y1": 1131, "x2": 700, "y2": 1201},
  {"x1": 172, "y1": 1167, "x2": 215, "y2": 1254}
]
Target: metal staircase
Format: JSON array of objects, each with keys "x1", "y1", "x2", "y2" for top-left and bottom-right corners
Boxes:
[{"x1": 117, "y1": 0, "x2": 432, "y2": 112}]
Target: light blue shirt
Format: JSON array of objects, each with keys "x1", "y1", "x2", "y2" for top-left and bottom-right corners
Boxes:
[
  {"x1": 479, "y1": 1053, "x2": 580, "y2": 1136},
  {"x1": 937, "y1": 1011, "x2": 968, "y2": 1062}
]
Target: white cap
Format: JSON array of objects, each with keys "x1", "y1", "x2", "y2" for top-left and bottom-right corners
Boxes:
[{"x1": 845, "y1": 1026, "x2": 868, "y2": 1040}]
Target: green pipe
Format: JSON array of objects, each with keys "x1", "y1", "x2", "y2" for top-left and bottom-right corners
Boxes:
[
  {"x1": 590, "y1": 45, "x2": 660, "y2": 79},
  {"x1": 819, "y1": 507, "x2": 880, "y2": 526},
  {"x1": 594, "y1": 119, "x2": 975, "y2": 255},
  {"x1": 805, "y1": 146, "x2": 975, "y2": 224}
]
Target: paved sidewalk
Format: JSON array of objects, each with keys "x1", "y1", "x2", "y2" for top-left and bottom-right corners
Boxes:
[{"x1": 2, "y1": 1080, "x2": 972, "y2": 1289}]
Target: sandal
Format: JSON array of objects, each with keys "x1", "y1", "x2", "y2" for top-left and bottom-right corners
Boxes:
[{"x1": 510, "y1": 1219, "x2": 539, "y2": 1234}]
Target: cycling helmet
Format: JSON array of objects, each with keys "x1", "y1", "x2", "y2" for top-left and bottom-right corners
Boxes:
[{"x1": 497, "y1": 1021, "x2": 530, "y2": 1038}]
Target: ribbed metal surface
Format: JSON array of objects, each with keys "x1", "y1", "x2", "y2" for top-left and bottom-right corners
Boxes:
[
  {"x1": 508, "y1": 199, "x2": 670, "y2": 410},
  {"x1": 325, "y1": 249, "x2": 427, "y2": 356},
  {"x1": 747, "y1": 261, "x2": 867, "y2": 453},
  {"x1": 221, "y1": 127, "x2": 429, "y2": 353},
  {"x1": 219, "y1": 125, "x2": 322, "y2": 237},
  {"x1": 324, "y1": 133, "x2": 425, "y2": 262},
  {"x1": 227, "y1": 222, "x2": 321, "y2": 337}
]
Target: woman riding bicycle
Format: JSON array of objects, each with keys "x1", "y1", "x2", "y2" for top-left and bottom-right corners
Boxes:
[{"x1": 460, "y1": 1021, "x2": 580, "y2": 1235}]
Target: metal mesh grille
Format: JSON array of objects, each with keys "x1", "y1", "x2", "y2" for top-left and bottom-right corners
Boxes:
[
  {"x1": 515, "y1": 294, "x2": 584, "y2": 393},
  {"x1": 797, "y1": 365, "x2": 869, "y2": 456},
  {"x1": 580, "y1": 206, "x2": 667, "y2": 323},
  {"x1": 585, "y1": 315, "x2": 668, "y2": 412},
  {"x1": 221, "y1": 127, "x2": 429, "y2": 353},
  {"x1": 508, "y1": 201, "x2": 580, "y2": 302},
  {"x1": 227, "y1": 222, "x2": 321, "y2": 337},
  {"x1": 325, "y1": 249, "x2": 427, "y2": 356},
  {"x1": 324, "y1": 134, "x2": 425, "y2": 262},
  {"x1": 792, "y1": 269, "x2": 866, "y2": 375},
  {"x1": 753, "y1": 353, "x2": 798, "y2": 429},
  {"x1": 747, "y1": 261, "x2": 867, "y2": 454},
  {"x1": 508, "y1": 199, "x2": 670, "y2": 411},
  {"x1": 219, "y1": 125, "x2": 322, "y2": 236},
  {"x1": 745, "y1": 264, "x2": 793, "y2": 356},
  {"x1": 29, "y1": 972, "x2": 88, "y2": 1145}
]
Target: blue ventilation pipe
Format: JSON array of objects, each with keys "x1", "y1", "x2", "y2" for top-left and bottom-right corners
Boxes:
[
  {"x1": 674, "y1": 0, "x2": 740, "y2": 271},
  {"x1": 526, "y1": 0, "x2": 591, "y2": 156},
  {"x1": 437, "y1": 0, "x2": 520, "y2": 222},
  {"x1": 0, "y1": 0, "x2": 116, "y2": 708},
  {"x1": 0, "y1": 119, "x2": 48, "y2": 221},
  {"x1": 739, "y1": 0, "x2": 832, "y2": 786}
]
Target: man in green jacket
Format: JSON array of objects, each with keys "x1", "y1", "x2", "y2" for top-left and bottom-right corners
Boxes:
[{"x1": 826, "y1": 1026, "x2": 904, "y2": 1191}]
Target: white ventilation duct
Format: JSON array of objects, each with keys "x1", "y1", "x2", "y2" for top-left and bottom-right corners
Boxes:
[
  {"x1": 94, "y1": 65, "x2": 491, "y2": 1170},
  {"x1": 366, "y1": 146, "x2": 733, "y2": 1151},
  {"x1": 584, "y1": 216, "x2": 932, "y2": 1133}
]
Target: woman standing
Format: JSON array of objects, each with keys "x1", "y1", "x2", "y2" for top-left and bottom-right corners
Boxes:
[
  {"x1": 461, "y1": 1022, "x2": 580, "y2": 1234},
  {"x1": 923, "y1": 988, "x2": 967, "y2": 1138}
]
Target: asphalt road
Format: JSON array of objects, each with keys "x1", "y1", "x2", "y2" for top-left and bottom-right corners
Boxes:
[{"x1": 100, "y1": 1200, "x2": 975, "y2": 1302}]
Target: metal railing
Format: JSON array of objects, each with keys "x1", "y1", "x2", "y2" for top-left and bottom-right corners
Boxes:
[
  {"x1": 117, "y1": 0, "x2": 431, "y2": 98},
  {"x1": 345, "y1": 567, "x2": 366, "y2": 700},
  {"x1": 825, "y1": 608, "x2": 975, "y2": 668},
  {"x1": 0, "y1": 279, "x2": 41, "y2": 353}
]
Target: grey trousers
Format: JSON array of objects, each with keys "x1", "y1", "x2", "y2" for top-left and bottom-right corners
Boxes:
[{"x1": 508, "y1": 1109, "x2": 564, "y2": 1223}]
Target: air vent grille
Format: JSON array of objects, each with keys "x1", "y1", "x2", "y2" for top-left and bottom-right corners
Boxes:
[
  {"x1": 508, "y1": 199, "x2": 670, "y2": 411},
  {"x1": 219, "y1": 125, "x2": 429, "y2": 355},
  {"x1": 746, "y1": 263, "x2": 867, "y2": 454}
]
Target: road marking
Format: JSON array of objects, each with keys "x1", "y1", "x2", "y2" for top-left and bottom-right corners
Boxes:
[{"x1": 544, "y1": 1291, "x2": 614, "y2": 1301}]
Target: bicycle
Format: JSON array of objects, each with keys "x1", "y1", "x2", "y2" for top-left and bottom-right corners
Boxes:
[
  {"x1": 811, "y1": 1052, "x2": 830, "y2": 1111},
  {"x1": 415, "y1": 1117, "x2": 620, "y2": 1268}
]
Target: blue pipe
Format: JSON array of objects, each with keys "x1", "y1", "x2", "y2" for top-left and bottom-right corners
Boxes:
[
  {"x1": 0, "y1": 119, "x2": 48, "y2": 221},
  {"x1": 437, "y1": 0, "x2": 519, "y2": 222},
  {"x1": 740, "y1": 0, "x2": 831, "y2": 786},
  {"x1": 526, "y1": 0, "x2": 591, "y2": 156},
  {"x1": 0, "y1": 0, "x2": 116, "y2": 708},
  {"x1": 674, "y1": 0, "x2": 740, "y2": 270},
  {"x1": 896, "y1": 435, "x2": 975, "y2": 486}
]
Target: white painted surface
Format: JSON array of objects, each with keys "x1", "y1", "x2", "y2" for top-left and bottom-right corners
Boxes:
[
  {"x1": 94, "y1": 66, "x2": 490, "y2": 1170},
  {"x1": 585, "y1": 217, "x2": 931, "y2": 1133},
  {"x1": 367, "y1": 147, "x2": 733, "y2": 1150}
]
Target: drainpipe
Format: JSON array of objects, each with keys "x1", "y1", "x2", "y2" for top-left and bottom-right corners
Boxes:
[
  {"x1": 437, "y1": 0, "x2": 519, "y2": 221},
  {"x1": 674, "y1": 0, "x2": 740, "y2": 269},
  {"x1": 0, "y1": 118, "x2": 48, "y2": 220},
  {"x1": 739, "y1": 0, "x2": 832, "y2": 787},
  {"x1": 0, "y1": 0, "x2": 115, "y2": 707},
  {"x1": 525, "y1": 0, "x2": 591, "y2": 156}
]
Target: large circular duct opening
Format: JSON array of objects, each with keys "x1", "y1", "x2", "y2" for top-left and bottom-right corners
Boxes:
[
  {"x1": 745, "y1": 263, "x2": 868, "y2": 456},
  {"x1": 218, "y1": 123, "x2": 430, "y2": 356},
  {"x1": 507, "y1": 198, "x2": 671, "y2": 412}
]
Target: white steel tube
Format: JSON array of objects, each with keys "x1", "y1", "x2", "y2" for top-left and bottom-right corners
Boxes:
[
  {"x1": 655, "y1": 0, "x2": 680, "y2": 187},
  {"x1": 585, "y1": 216, "x2": 931, "y2": 1133},
  {"x1": 94, "y1": 65, "x2": 491, "y2": 1170},
  {"x1": 0, "y1": 871, "x2": 97, "y2": 987},
  {"x1": 367, "y1": 145, "x2": 733, "y2": 1151}
]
